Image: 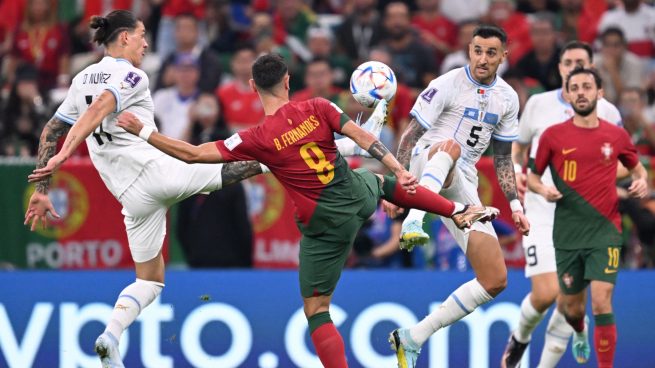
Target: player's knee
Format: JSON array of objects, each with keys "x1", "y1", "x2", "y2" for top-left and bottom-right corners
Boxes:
[
  {"x1": 429, "y1": 139, "x2": 460, "y2": 161},
  {"x1": 531, "y1": 287, "x2": 558, "y2": 311},
  {"x1": 590, "y1": 296, "x2": 612, "y2": 315},
  {"x1": 563, "y1": 303, "x2": 585, "y2": 322},
  {"x1": 483, "y1": 271, "x2": 507, "y2": 297}
]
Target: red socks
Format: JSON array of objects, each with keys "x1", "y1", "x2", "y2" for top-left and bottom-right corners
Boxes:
[
  {"x1": 310, "y1": 323, "x2": 348, "y2": 368},
  {"x1": 382, "y1": 174, "x2": 455, "y2": 216},
  {"x1": 594, "y1": 323, "x2": 617, "y2": 368}
]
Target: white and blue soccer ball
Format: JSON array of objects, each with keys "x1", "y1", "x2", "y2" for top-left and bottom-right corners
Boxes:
[{"x1": 349, "y1": 61, "x2": 397, "y2": 108}]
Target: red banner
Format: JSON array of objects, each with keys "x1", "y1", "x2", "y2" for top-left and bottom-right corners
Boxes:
[{"x1": 23, "y1": 157, "x2": 168, "y2": 269}]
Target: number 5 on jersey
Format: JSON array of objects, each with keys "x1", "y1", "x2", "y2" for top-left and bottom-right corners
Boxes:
[{"x1": 300, "y1": 142, "x2": 334, "y2": 184}]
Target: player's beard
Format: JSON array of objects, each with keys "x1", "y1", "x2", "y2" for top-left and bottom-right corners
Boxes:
[{"x1": 572, "y1": 98, "x2": 597, "y2": 117}]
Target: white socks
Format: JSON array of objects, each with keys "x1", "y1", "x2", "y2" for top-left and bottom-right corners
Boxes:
[
  {"x1": 405, "y1": 151, "x2": 454, "y2": 224},
  {"x1": 538, "y1": 307, "x2": 572, "y2": 368},
  {"x1": 409, "y1": 279, "x2": 492, "y2": 346},
  {"x1": 514, "y1": 293, "x2": 547, "y2": 343},
  {"x1": 105, "y1": 278, "x2": 164, "y2": 340}
]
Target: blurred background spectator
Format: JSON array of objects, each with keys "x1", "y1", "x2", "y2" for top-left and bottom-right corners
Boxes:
[
  {"x1": 515, "y1": 12, "x2": 561, "y2": 91},
  {"x1": 594, "y1": 27, "x2": 644, "y2": 103}
]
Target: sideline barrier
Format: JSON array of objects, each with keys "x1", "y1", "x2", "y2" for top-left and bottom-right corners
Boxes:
[{"x1": 1, "y1": 270, "x2": 653, "y2": 367}]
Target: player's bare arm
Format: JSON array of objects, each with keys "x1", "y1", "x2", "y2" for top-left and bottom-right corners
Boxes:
[
  {"x1": 28, "y1": 90, "x2": 117, "y2": 182},
  {"x1": 511, "y1": 141, "x2": 528, "y2": 201},
  {"x1": 627, "y1": 162, "x2": 649, "y2": 198},
  {"x1": 493, "y1": 139, "x2": 531, "y2": 235},
  {"x1": 117, "y1": 111, "x2": 223, "y2": 163},
  {"x1": 396, "y1": 118, "x2": 427, "y2": 169},
  {"x1": 24, "y1": 117, "x2": 70, "y2": 231},
  {"x1": 221, "y1": 161, "x2": 263, "y2": 187},
  {"x1": 527, "y1": 171, "x2": 562, "y2": 202},
  {"x1": 34, "y1": 117, "x2": 71, "y2": 193},
  {"x1": 341, "y1": 120, "x2": 417, "y2": 193}
]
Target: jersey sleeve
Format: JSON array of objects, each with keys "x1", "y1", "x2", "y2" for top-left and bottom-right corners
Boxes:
[
  {"x1": 54, "y1": 79, "x2": 79, "y2": 125},
  {"x1": 214, "y1": 130, "x2": 258, "y2": 162},
  {"x1": 410, "y1": 78, "x2": 451, "y2": 129},
  {"x1": 617, "y1": 128, "x2": 639, "y2": 169},
  {"x1": 532, "y1": 128, "x2": 553, "y2": 175},
  {"x1": 105, "y1": 68, "x2": 149, "y2": 113},
  {"x1": 517, "y1": 94, "x2": 538, "y2": 144},
  {"x1": 492, "y1": 90, "x2": 519, "y2": 142},
  {"x1": 315, "y1": 97, "x2": 351, "y2": 133}
]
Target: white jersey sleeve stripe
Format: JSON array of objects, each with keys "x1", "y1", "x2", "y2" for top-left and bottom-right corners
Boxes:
[
  {"x1": 410, "y1": 109, "x2": 431, "y2": 129},
  {"x1": 104, "y1": 85, "x2": 122, "y2": 112},
  {"x1": 55, "y1": 111, "x2": 76, "y2": 125}
]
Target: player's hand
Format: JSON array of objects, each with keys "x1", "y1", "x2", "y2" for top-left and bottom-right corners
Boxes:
[
  {"x1": 396, "y1": 170, "x2": 417, "y2": 195},
  {"x1": 117, "y1": 111, "x2": 144, "y2": 136},
  {"x1": 628, "y1": 178, "x2": 649, "y2": 199},
  {"x1": 512, "y1": 211, "x2": 530, "y2": 236},
  {"x1": 24, "y1": 191, "x2": 60, "y2": 231},
  {"x1": 27, "y1": 153, "x2": 66, "y2": 182},
  {"x1": 515, "y1": 172, "x2": 527, "y2": 203},
  {"x1": 540, "y1": 185, "x2": 562, "y2": 202},
  {"x1": 382, "y1": 200, "x2": 404, "y2": 218}
]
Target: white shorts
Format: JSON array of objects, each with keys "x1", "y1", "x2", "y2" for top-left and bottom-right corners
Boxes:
[
  {"x1": 409, "y1": 147, "x2": 496, "y2": 253},
  {"x1": 118, "y1": 155, "x2": 224, "y2": 262},
  {"x1": 522, "y1": 195, "x2": 557, "y2": 277}
]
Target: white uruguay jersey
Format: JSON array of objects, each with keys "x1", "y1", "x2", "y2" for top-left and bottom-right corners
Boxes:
[
  {"x1": 55, "y1": 56, "x2": 164, "y2": 198},
  {"x1": 411, "y1": 66, "x2": 519, "y2": 179},
  {"x1": 517, "y1": 89, "x2": 622, "y2": 224}
]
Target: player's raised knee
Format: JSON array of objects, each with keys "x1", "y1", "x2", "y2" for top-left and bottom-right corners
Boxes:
[{"x1": 429, "y1": 139, "x2": 461, "y2": 161}]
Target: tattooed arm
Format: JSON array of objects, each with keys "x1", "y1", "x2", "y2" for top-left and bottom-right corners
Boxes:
[
  {"x1": 24, "y1": 117, "x2": 71, "y2": 230},
  {"x1": 221, "y1": 161, "x2": 263, "y2": 187},
  {"x1": 396, "y1": 118, "x2": 427, "y2": 169},
  {"x1": 493, "y1": 138, "x2": 530, "y2": 235},
  {"x1": 35, "y1": 117, "x2": 71, "y2": 193}
]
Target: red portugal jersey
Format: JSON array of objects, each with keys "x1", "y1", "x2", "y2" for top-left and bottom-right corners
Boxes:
[
  {"x1": 533, "y1": 118, "x2": 639, "y2": 249},
  {"x1": 215, "y1": 98, "x2": 370, "y2": 235}
]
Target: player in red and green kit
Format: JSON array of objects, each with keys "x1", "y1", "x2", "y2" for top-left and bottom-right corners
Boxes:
[
  {"x1": 529, "y1": 67, "x2": 648, "y2": 368},
  {"x1": 117, "y1": 53, "x2": 498, "y2": 368}
]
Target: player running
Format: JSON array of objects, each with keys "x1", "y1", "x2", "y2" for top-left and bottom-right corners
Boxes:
[
  {"x1": 388, "y1": 25, "x2": 530, "y2": 368},
  {"x1": 117, "y1": 53, "x2": 498, "y2": 368},
  {"x1": 529, "y1": 67, "x2": 647, "y2": 368},
  {"x1": 23, "y1": 11, "x2": 386, "y2": 368},
  {"x1": 502, "y1": 41, "x2": 623, "y2": 368}
]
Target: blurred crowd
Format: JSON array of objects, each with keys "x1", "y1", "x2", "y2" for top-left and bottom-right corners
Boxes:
[{"x1": 1, "y1": 0, "x2": 655, "y2": 269}]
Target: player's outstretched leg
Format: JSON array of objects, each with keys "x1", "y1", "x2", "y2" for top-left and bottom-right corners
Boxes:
[
  {"x1": 381, "y1": 175, "x2": 497, "y2": 251},
  {"x1": 401, "y1": 139, "x2": 460, "y2": 249},
  {"x1": 571, "y1": 315, "x2": 590, "y2": 364},
  {"x1": 95, "y1": 278, "x2": 164, "y2": 367},
  {"x1": 538, "y1": 306, "x2": 573, "y2": 367},
  {"x1": 335, "y1": 98, "x2": 388, "y2": 157},
  {"x1": 309, "y1": 311, "x2": 347, "y2": 368},
  {"x1": 501, "y1": 293, "x2": 548, "y2": 368}
]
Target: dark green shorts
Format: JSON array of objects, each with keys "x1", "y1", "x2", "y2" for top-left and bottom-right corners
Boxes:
[
  {"x1": 556, "y1": 246, "x2": 621, "y2": 295},
  {"x1": 298, "y1": 169, "x2": 380, "y2": 298}
]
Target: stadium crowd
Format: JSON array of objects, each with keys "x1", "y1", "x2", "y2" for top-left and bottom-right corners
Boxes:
[{"x1": 2, "y1": 0, "x2": 655, "y2": 269}]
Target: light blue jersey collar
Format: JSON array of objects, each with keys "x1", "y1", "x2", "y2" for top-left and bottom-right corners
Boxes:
[{"x1": 464, "y1": 65, "x2": 497, "y2": 88}]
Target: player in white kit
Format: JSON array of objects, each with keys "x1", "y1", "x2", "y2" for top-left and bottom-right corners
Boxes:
[
  {"x1": 388, "y1": 25, "x2": 530, "y2": 368},
  {"x1": 501, "y1": 41, "x2": 623, "y2": 368},
  {"x1": 23, "y1": 10, "x2": 385, "y2": 368}
]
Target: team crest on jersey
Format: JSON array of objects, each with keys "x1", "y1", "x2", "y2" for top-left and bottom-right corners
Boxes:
[
  {"x1": 562, "y1": 273, "x2": 573, "y2": 288},
  {"x1": 601, "y1": 143, "x2": 613, "y2": 161},
  {"x1": 123, "y1": 71, "x2": 142, "y2": 88},
  {"x1": 421, "y1": 88, "x2": 437, "y2": 103}
]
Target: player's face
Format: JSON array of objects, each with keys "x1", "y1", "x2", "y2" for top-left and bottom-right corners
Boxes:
[
  {"x1": 468, "y1": 36, "x2": 506, "y2": 85},
  {"x1": 125, "y1": 22, "x2": 148, "y2": 67},
  {"x1": 559, "y1": 48, "x2": 591, "y2": 84},
  {"x1": 568, "y1": 73, "x2": 600, "y2": 117}
]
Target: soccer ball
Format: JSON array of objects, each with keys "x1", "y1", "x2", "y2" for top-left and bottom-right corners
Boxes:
[{"x1": 349, "y1": 61, "x2": 397, "y2": 108}]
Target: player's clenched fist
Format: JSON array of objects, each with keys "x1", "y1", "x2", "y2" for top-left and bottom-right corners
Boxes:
[{"x1": 117, "y1": 111, "x2": 144, "y2": 135}]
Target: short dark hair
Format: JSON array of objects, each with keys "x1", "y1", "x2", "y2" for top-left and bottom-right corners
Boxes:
[
  {"x1": 565, "y1": 67, "x2": 602, "y2": 92},
  {"x1": 89, "y1": 10, "x2": 140, "y2": 46},
  {"x1": 252, "y1": 53, "x2": 288, "y2": 91},
  {"x1": 559, "y1": 41, "x2": 593, "y2": 63},
  {"x1": 600, "y1": 26, "x2": 626, "y2": 45},
  {"x1": 472, "y1": 25, "x2": 507, "y2": 45}
]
